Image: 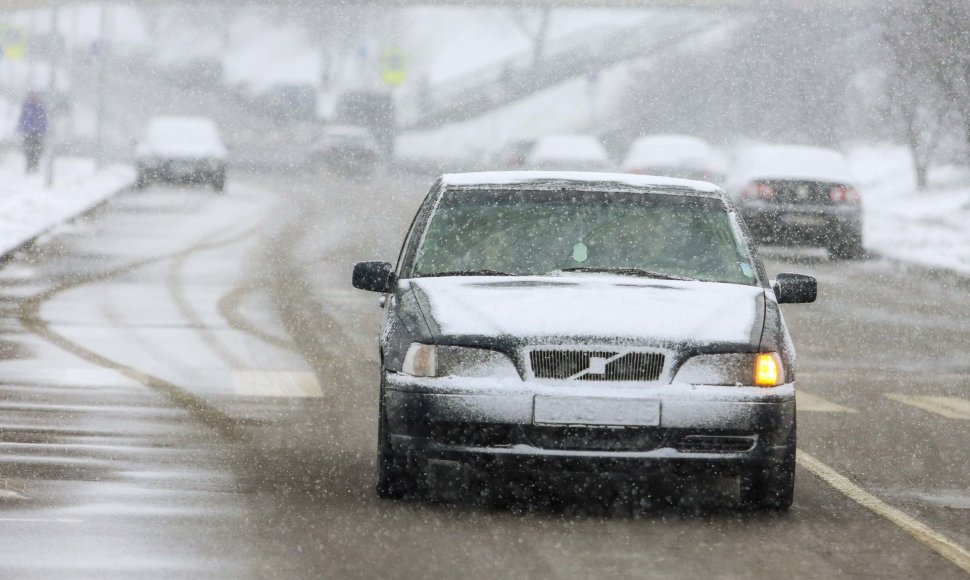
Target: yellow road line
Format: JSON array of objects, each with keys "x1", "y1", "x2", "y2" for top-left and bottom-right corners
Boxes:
[
  {"x1": 797, "y1": 451, "x2": 970, "y2": 575},
  {"x1": 884, "y1": 394, "x2": 970, "y2": 420},
  {"x1": 796, "y1": 391, "x2": 857, "y2": 413}
]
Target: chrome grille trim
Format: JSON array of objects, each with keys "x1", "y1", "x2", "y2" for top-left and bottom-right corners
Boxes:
[{"x1": 528, "y1": 349, "x2": 666, "y2": 382}]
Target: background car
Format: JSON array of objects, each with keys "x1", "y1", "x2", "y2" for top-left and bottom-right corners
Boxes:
[
  {"x1": 486, "y1": 138, "x2": 536, "y2": 170},
  {"x1": 727, "y1": 145, "x2": 863, "y2": 259},
  {"x1": 308, "y1": 125, "x2": 381, "y2": 176},
  {"x1": 134, "y1": 116, "x2": 228, "y2": 191},
  {"x1": 526, "y1": 134, "x2": 612, "y2": 171},
  {"x1": 622, "y1": 134, "x2": 728, "y2": 184}
]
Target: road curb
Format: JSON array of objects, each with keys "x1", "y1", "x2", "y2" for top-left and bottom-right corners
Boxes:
[{"x1": 0, "y1": 179, "x2": 134, "y2": 266}]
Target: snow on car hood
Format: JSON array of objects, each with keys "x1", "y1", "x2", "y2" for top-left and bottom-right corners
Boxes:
[{"x1": 408, "y1": 276, "x2": 765, "y2": 348}]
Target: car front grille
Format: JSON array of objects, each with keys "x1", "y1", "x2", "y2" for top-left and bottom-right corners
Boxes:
[
  {"x1": 529, "y1": 349, "x2": 665, "y2": 381},
  {"x1": 522, "y1": 426, "x2": 665, "y2": 452}
]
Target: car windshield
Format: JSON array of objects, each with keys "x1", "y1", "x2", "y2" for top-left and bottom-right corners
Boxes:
[{"x1": 412, "y1": 188, "x2": 758, "y2": 285}]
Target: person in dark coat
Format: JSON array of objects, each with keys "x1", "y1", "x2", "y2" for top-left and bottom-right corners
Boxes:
[{"x1": 18, "y1": 92, "x2": 48, "y2": 173}]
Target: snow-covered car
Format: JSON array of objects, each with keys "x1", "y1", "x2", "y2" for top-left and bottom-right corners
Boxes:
[
  {"x1": 134, "y1": 116, "x2": 228, "y2": 191},
  {"x1": 526, "y1": 134, "x2": 612, "y2": 171},
  {"x1": 309, "y1": 125, "x2": 380, "y2": 175},
  {"x1": 353, "y1": 171, "x2": 817, "y2": 511},
  {"x1": 728, "y1": 145, "x2": 863, "y2": 259},
  {"x1": 622, "y1": 135, "x2": 727, "y2": 184},
  {"x1": 487, "y1": 139, "x2": 536, "y2": 170}
]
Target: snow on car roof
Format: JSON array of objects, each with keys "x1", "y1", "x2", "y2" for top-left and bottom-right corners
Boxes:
[
  {"x1": 729, "y1": 144, "x2": 853, "y2": 186},
  {"x1": 147, "y1": 116, "x2": 221, "y2": 142},
  {"x1": 440, "y1": 171, "x2": 723, "y2": 195},
  {"x1": 623, "y1": 135, "x2": 727, "y2": 172}
]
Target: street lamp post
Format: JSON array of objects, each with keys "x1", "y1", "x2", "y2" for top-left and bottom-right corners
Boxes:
[{"x1": 44, "y1": 0, "x2": 59, "y2": 188}]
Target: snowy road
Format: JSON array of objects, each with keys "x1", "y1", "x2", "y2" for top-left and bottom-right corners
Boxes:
[{"x1": 0, "y1": 171, "x2": 967, "y2": 578}]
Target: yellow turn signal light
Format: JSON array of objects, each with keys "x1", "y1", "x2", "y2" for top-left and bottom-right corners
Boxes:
[{"x1": 754, "y1": 353, "x2": 782, "y2": 387}]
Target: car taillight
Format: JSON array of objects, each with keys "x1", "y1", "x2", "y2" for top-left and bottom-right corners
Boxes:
[
  {"x1": 829, "y1": 185, "x2": 860, "y2": 204},
  {"x1": 741, "y1": 182, "x2": 776, "y2": 201}
]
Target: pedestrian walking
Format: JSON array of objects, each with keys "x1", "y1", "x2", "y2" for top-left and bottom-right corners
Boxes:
[{"x1": 18, "y1": 92, "x2": 48, "y2": 174}]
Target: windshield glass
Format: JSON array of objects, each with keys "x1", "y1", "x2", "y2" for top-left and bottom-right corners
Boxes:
[{"x1": 412, "y1": 188, "x2": 758, "y2": 285}]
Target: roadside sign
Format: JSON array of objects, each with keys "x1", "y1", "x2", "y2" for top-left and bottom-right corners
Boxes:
[
  {"x1": 381, "y1": 48, "x2": 406, "y2": 87},
  {"x1": 0, "y1": 25, "x2": 27, "y2": 60}
]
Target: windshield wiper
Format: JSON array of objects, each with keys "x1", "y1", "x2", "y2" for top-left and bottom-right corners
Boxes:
[
  {"x1": 558, "y1": 267, "x2": 697, "y2": 281},
  {"x1": 420, "y1": 269, "x2": 517, "y2": 278}
]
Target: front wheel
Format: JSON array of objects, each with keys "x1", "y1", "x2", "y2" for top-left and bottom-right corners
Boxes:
[
  {"x1": 740, "y1": 423, "x2": 796, "y2": 511},
  {"x1": 376, "y1": 382, "x2": 423, "y2": 500},
  {"x1": 828, "y1": 232, "x2": 865, "y2": 260}
]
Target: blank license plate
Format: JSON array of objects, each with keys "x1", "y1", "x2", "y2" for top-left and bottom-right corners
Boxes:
[{"x1": 533, "y1": 396, "x2": 660, "y2": 427}]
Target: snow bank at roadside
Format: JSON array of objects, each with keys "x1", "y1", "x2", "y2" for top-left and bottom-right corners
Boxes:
[
  {"x1": 0, "y1": 154, "x2": 134, "y2": 256},
  {"x1": 849, "y1": 144, "x2": 970, "y2": 276}
]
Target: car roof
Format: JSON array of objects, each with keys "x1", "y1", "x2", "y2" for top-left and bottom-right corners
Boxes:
[
  {"x1": 729, "y1": 144, "x2": 853, "y2": 186},
  {"x1": 623, "y1": 135, "x2": 727, "y2": 172},
  {"x1": 440, "y1": 171, "x2": 725, "y2": 197}
]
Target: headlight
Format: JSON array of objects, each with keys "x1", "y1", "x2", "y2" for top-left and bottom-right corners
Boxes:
[
  {"x1": 674, "y1": 352, "x2": 785, "y2": 387},
  {"x1": 402, "y1": 343, "x2": 519, "y2": 379}
]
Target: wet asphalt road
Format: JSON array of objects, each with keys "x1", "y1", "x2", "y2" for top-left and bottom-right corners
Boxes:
[{"x1": 0, "y1": 169, "x2": 968, "y2": 578}]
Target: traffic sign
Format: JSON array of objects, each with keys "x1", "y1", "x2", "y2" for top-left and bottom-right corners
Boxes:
[
  {"x1": 0, "y1": 26, "x2": 26, "y2": 60},
  {"x1": 381, "y1": 48, "x2": 406, "y2": 87}
]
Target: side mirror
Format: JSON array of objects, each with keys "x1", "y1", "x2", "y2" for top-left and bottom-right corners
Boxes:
[
  {"x1": 772, "y1": 273, "x2": 817, "y2": 304},
  {"x1": 353, "y1": 261, "x2": 395, "y2": 293}
]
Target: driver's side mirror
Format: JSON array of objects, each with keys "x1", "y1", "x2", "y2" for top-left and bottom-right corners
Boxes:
[
  {"x1": 353, "y1": 261, "x2": 395, "y2": 293},
  {"x1": 772, "y1": 273, "x2": 817, "y2": 304}
]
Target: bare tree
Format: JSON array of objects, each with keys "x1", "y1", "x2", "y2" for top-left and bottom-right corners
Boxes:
[
  {"x1": 884, "y1": 3, "x2": 949, "y2": 189},
  {"x1": 508, "y1": 7, "x2": 553, "y2": 69},
  {"x1": 883, "y1": 0, "x2": 970, "y2": 189},
  {"x1": 920, "y1": 0, "x2": 970, "y2": 155}
]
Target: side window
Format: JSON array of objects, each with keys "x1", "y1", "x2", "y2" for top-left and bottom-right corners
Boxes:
[{"x1": 395, "y1": 181, "x2": 442, "y2": 276}]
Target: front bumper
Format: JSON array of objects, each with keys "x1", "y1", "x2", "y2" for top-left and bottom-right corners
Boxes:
[
  {"x1": 384, "y1": 373, "x2": 795, "y2": 475},
  {"x1": 139, "y1": 159, "x2": 225, "y2": 182},
  {"x1": 738, "y1": 202, "x2": 861, "y2": 247}
]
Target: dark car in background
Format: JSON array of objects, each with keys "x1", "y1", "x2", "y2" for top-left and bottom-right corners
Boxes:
[
  {"x1": 353, "y1": 171, "x2": 817, "y2": 511},
  {"x1": 308, "y1": 125, "x2": 380, "y2": 175},
  {"x1": 134, "y1": 116, "x2": 228, "y2": 192},
  {"x1": 729, "y1": 145, "x2": 863, "y2": 259},
  {"x1": 333, "y1": 90, "x2": 396, "y2": 155}
]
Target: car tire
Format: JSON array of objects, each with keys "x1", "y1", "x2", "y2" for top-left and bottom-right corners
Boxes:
[
  {"x1": 828, "y1": 233, "x2": 864, "y2": 260},
  {"x1": 740, "y1": 422, "x2": 796, "y2": 511},
  {"x1": 376, "y1": 378, "x2": 423, "y2": 500},
  {"x1": 211, "y1": 174, "x2": 226, "y2": 193}
]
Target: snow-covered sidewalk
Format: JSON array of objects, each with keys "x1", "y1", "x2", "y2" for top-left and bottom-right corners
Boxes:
[
  {"x1": 851, "y1": 145, "x2": 970, "y2": 277},
  {"x1": 0, "y1": 152, "x2": 134, "y2": 257}
]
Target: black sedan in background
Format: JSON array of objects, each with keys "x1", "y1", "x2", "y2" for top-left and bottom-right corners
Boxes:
[
  {"x1": 353, "y1": 171, "x2": 817, "y2": 511},
  {"x1": 134, "y1": 116, "x2": 228, "y2": 192},
  {"x1": 729, "y1": 145, "x2": 863, "y2": 259}
]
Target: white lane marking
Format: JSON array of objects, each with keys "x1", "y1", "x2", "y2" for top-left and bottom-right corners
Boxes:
[
  {"x1": 232, "y1": 371, "x2": 322, "y2": 397},
  {"x1": 884, "y1": 394, "x2": 970, "y2": 420},
  {"x1": 796, "y1": 390, "x2": 857, "y2": 413},
  {"x1": 798, "y1": 451, "x2": 970, "y2": 575}
]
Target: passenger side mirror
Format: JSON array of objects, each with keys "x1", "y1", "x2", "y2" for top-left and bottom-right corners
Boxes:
[
  {"x1": 353, "y1": 261, "x2": 395, "y2": 293},
  {"x1": 772, "y1": 273, "x2": 817, "y2": 304}
]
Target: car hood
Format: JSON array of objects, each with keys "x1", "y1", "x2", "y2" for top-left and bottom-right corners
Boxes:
[{"x1": 407, "y1": 276, "x2": 766, "y2": 349}]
